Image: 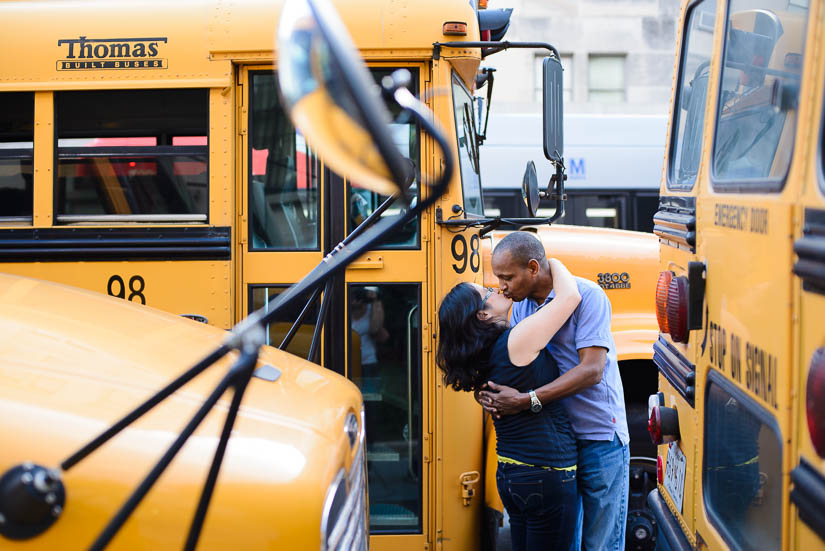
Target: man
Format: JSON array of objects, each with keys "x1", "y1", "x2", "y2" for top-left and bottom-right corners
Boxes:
[{"x1": 478, "y1": 231, "x2": 629, "y2": 551}]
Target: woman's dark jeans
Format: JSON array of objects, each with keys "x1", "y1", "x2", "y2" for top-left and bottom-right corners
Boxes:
[{"x1": 496, "y1": 462, "x2": 578, "y2": 551}]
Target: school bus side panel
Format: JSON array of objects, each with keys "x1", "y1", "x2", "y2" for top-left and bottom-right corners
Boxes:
[
  {"x1": 688, "y1": 3, "x2": 813, "y2": 550},
  {"x1": 791, "y1": 0, "x2": 825, "y2": 545}
]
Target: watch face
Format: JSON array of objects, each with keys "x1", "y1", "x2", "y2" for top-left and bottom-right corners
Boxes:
[{"x1": 529, "y1": 391, "x2": 541, "y2": 412}]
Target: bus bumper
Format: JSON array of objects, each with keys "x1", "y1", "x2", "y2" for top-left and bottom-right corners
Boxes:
[{"x1": 646, "y1": 489, "x2": 691, "y2": 551}]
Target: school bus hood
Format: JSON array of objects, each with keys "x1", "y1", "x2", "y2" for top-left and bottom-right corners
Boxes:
[
  {"x1": 0, "y1": 273, "x2": 362, "y2": 548},
  {"x1": 483, "y1": 225, "x2": 660, "y2": 360}
]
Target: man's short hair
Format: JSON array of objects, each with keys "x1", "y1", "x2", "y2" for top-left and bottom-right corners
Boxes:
[{"x1": 493, "y1": 231, "x2": 548, "y2": 268}]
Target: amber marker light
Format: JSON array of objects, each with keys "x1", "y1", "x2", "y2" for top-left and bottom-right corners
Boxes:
[
  {"x1": 443, "y1": 21, "x2": 467, "y2": 36},
  {"x1": 655, "y1": 271, "x2": 673, "y2": 334}
]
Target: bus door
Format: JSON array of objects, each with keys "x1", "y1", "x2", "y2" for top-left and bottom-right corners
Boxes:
[
  {"x1": 790, "y1": 29, "x2": 825, "y2": 547},
  {"x1": 239, "y1": 66, "x2": 324, "y2": 358},
  {"x1": 240, "y1": 62, "x2": 434, "y2": 548},
  {"x1": 342, "y1": 63, "x2": 432, "y2": 550},
  {"x1": 694, "y1": 3, "x2": 809, "y2": 548}
]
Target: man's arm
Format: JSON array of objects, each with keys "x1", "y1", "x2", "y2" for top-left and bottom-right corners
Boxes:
[{"x1": 477, "y1": 346, "x2": 606, "y2": 416}]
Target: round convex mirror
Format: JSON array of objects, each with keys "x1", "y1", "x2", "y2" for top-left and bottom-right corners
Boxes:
[
  {"x1": 521, "y1": 160, "x2": 539, "y2": 217},
  {"x1": 277, "y1": 0, "x2": 409, "y2": 196}
]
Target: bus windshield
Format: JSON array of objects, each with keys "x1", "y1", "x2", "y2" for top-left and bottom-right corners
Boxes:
[{"x1": 451, "y1": 73, "x2": 484, "y2": 216}]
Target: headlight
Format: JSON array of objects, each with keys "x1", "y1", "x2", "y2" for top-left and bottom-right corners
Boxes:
[
  {"x1": 321, "y1": 410, "x2": 368, "y2": 550},
  {"x1": 344, "y1": 411, "x2": 359, "y2": 448}
]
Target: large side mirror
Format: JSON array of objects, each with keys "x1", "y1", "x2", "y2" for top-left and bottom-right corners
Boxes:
[
  {"x1": 542, "y1": 56, "x2": 564, "y2": 163},
  {"x1": 521, "y1": 160, "x2": 539, "y2": 217},
  {"x1": 277, "y1": 0, "x2": 409, "y2": 196}
]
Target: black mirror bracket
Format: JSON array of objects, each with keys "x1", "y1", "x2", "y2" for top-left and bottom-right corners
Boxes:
[
  {"x1": 543, "y1": 160, "x2": 567, "y2": 224},
  {"x1": 433, "y1": 40, "x2": 560, "y2": 61}
]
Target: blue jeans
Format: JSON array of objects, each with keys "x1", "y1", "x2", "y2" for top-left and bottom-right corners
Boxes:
[
  {"x1": 496, "y1": 462, "x2": 578, "y2": 551},
  {"x1": 575, "y1": 433, "x2": 630, "y2": 551}
]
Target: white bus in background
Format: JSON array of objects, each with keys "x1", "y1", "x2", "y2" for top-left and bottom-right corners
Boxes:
[{"x1": 480, "y1": 113, "x2": 667, "y2": 232}]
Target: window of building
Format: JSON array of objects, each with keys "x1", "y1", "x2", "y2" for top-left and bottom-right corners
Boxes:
[
  {"x1": 0, "y1": 92, "x2": 34, "y2": 220},
  {"x1": 535, "y1": 54, "x2": 572, "y2": 103},
  {"x1": 588, "y1": 55, "x2": 626, "y2": 103},
  {"x1": 55, "y1": 89, "x2": 208, "y2": 222}
]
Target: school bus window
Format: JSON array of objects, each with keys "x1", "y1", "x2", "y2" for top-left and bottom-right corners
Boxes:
[
  {"x1": 348, "y1": 68, "x2": 420, "y2": 248},
  {"x1": 348, "y1": 283, "x2": 423, "y2": 532},
  {"x1": 452, "y1": 73, "x2": 485, "y2": 216},
  {"x1": 250, "y1": 72, "x2": 320, "y2": 250},
  {"x1": 55, "y1": 89, "x2": 208, "y2": 222},
  {"x1": 0, "y1": 92, "x2": 34, "y2": 220},
  {"x1": 704, "y1": 374, "x2": 782, "y2": 550},
  {"x1": 712, "y1": 1, "x2": 808, "y2": 189},
  {"x1": 249, "y1": 285, "x2": 319, "y2": 359},
  {"x1": 668, "y1": 0, "x2": 716, "y2": 191}
]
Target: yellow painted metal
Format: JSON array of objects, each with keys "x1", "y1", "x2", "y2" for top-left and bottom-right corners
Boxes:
[
  {"x1": 0, "y1": 261, "x2": 233, "y2": 329},
  {"x1": 789, "y1": 1, "x2": 825, "y2": 549},
  {"x1": 32, "y1": 92, "x2": 53, "y2": 228},
  {"x1": 0, "y1": 273, "x2": 363, "y2": 550}
]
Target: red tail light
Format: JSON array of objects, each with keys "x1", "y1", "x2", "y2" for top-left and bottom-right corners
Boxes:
[
  {"x1": 666, "y1": 276, "x2": 689, "y2": 343},
  {"x1": 655, "y1": 271, "x2": 673, "y2": 333},
  {"x1": 806, "y1": 347, "x2": 825, "y2": 458},
  {"x1": 657, "y1": 456, "x2": 664, "y2": 484},
  {"x1": 648, "y1": 405, "x2": 680, "y2": 445}
]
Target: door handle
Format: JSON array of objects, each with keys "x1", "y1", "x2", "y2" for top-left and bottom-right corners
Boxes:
[{"x1": 459, "y1": 471, "x2": 480, "y2": 506}]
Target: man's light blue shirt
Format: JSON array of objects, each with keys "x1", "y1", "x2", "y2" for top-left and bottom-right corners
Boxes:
[{"x1": 510, "y1": 277, "x2": 629, "y2": 444}]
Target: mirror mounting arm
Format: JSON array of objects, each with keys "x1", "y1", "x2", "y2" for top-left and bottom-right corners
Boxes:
[
  {"x1": 544, "y1": 160, "x2": 567, "y2": 224},
  {"x1": 476, "y1": 68, "x2": 495, "y2": 146},
  {"x1": 433, "y1": 40, "x2": 560, "y2": 61}
]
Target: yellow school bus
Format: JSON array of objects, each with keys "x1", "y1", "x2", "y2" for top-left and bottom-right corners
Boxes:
[
  {"x1": 0, "y1": 272, "x2": 367, "y2": 549},
  {"x1": 0, "y1": 0, "x2": 661, "y2": 548},
  {"x1": 649, "y1": 0, "x2": 825, "y2": 549}
]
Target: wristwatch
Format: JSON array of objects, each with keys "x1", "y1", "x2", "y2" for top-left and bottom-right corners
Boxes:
[{"x1": 528, "y1": 390, "x2": 542, "y2": 413}]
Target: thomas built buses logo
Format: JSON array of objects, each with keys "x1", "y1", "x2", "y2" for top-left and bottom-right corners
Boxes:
[{"x1": 56, "y1": 36, "x2": 168, "y2": 70}]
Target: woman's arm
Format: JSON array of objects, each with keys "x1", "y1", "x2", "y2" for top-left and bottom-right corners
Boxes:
[{"x1": 507, "y1": 258, "x2": 581, "y2": 366}]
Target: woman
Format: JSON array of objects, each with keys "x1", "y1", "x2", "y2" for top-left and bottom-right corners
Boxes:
[{"x1": 436, "y1": 258, "x2": 581, "y2": 551}]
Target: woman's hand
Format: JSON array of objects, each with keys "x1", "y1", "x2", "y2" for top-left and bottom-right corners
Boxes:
[{"x1": 507, "y1": 258, "x2": 581, "y2": 366}]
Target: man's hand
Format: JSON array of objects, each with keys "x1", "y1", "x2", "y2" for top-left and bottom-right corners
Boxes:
[{"x1": 476, "y1": 381, "x2": 529, "y2": 418}]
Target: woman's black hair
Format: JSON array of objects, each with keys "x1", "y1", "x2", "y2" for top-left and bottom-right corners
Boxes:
[{"x1": 436, "y1": 282, "x2": 506, "y2": 392}]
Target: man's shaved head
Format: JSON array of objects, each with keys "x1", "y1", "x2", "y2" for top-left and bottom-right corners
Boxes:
[{"x1": 492, "y1": 231, "x2": 548, "y2": 268}]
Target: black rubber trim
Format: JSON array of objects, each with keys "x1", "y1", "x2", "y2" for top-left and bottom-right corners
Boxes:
[
  {"x1": 791, "y1": 458, "x2": 825, "y2": 543},
  {"x1": 793, "y1": 208, "x2": 825, "y2": 295},
  {"x1": 654, "y1": 196, "x2": 696, "y2": 252},
  {"x1": 653, "y1": 336, "x2": 696, "y2": 406},
  {"x1": 0, "y1": 227, "x2": 230, "y2": 261},
  {"x1": 647, "y1": 489, "x2": 692, "y2": 551}
]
